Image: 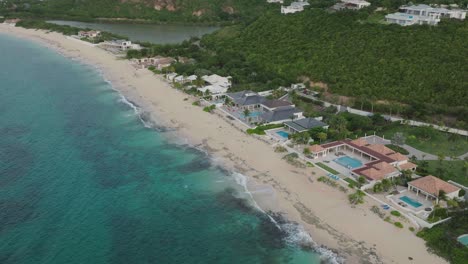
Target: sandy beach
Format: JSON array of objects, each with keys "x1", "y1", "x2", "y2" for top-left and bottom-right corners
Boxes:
[{"x1": 0, "y1": 25, "x2": 448, "y2": 264}]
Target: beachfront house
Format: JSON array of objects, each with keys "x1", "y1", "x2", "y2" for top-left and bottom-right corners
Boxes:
[
  {"x1": 78, "y1": 30, "x2": 101, "y2": 39},
  {"x1": 267, "y1": 0, "x2": 284, "y2": 3},
  {"x1": 226, "y1": 90, "x2": 266, "y2": 110},
  {"x1": 260, "y1": 106, "x2": 303, "y2": 124},
  {"x1": 408, "y1": 176, "x2": 460, "y2": 203},
  {"x1": 332, "y1": 0, "x2": 370, "y2": 11},
  {"x1": 149, "y1": 56, "x2": 176, "y2": 70},
  {"x1": 385, "y1": 4, "x2": 466, "y2": 26},
  {"x1": 100, "y1": 40, "x2": 141, "y2": 52},
  {"x1": 284, "y1": 117, "x2": 328, "y2": 133},
  {"x1": 174, "y1": 75, "x2": 197, "y2": 84},
  {"x1": 308, "y1": 137, "x2": 417, "y2": 186},
  {"x1": 281, "y1": 1, "x2": 310, "y2": 14},
  {"x1": 166, "y1": 73, "x2": 178, "y2": 82},
  {"x1": 197, "y1": 74, "x2": 232, "y2": 95}
]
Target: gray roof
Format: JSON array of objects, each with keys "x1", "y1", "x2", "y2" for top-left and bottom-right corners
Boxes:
[
  {"x1": 262, "y1": 99, "x2": 293, "y2": 109},
  {"x1": 227, "y1": 91, "x2": 266, "y2": 106},
  {"x1": 261, "y1": 107, "x2": 302, "y2": 123},
  {"x1": 284, "y1": 118, "x2": 327, "y2": 132}
]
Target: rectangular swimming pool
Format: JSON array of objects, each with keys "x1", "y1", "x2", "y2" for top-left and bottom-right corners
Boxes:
[
  {"x1": 334, "y1": 156, "x2": 363, "y2": 169},
  {"x1": 276, "y1": 131, "x2": 289, "y2": 139},
  {"x1": 399, "y1": 195, "x2": 422, "y2": 208},
  {"x1": 240, "y1": 111, "x2": 262, "y2": 118}
]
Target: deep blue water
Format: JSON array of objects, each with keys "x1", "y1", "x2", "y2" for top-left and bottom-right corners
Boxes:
[{"x1": 0, "y1": 34, "x2": 324, "y2": 263}]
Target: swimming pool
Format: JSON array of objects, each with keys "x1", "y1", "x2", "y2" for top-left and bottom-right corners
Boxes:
[
  {"x1": 457, "y1": 234, "x2": 468, "y2": 246},
  {"x1": 399, "y1": 196, "x2": 422, "y2": 208},
  {"x1": 240, "y1": 111, "x2": 262, "y2": 118},
  {"x1": 276, "y1": 131, "x2": 289, "y2": 139},
  {"x1": 334, "y1": 156, "x2": 363, "y2": 169}
]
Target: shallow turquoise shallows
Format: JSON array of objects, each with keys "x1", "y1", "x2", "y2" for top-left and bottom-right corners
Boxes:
[{"x1": 0, "y1": 34, "x2": 324, "y2": 264}]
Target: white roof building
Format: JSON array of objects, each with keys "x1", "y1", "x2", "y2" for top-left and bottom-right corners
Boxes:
[
  {"x1": 385, "y1": 12, "x2": 441, "y2": 26},
  {"x1": 281, "y1": 1, "x2": 309, "y2": 14},
  {"x1": 341, "y1": 0, "x2": 370, "y2": 9},
  {"x1": 267, "y1": 0, "x2": 284, "y2": 3},
  {"x1": 400, "y1": 4, "x2": 466, "y2": 20}
]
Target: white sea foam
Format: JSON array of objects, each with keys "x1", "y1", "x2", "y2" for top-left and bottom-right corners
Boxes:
[{"x1": 231, "y1": 172, "x2": 344, "y2": 263}]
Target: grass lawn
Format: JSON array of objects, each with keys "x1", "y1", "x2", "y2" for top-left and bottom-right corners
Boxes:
[
  {"x1": 422, "y1": 160, "x2": 468, "y2": 186},
  {"x1": 316, "y1": 162, "x2": 340, "y2": 175},
  {"x1": 381, "y1": 124, "x2": 468, "y2": 157}
]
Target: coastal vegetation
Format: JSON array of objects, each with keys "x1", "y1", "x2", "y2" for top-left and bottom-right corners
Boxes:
[
  {"x1": 417, "y1": 211, "x2": 468, "y2": 264},
  {"x1": 15, "y1": 19, "x2": 127, "y2": 40},
  {"x1": 124, "y1": 9, "x2": 468, "y2": 128},
  {"x1": 348, "y1": 190, "x2": 365, "y2": 205}
]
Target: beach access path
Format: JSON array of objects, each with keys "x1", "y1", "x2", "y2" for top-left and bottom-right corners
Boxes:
[{"x1": 0, "y1": 25, "x2": 448, "y2": 264}]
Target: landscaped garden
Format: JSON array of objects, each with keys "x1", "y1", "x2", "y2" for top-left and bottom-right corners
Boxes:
[{"x1": 381, "y1": 125, "x2": 468, "y2": 157}]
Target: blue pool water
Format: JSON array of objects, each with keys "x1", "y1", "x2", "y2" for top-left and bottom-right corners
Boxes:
[
  {"x1": 457, "y1": 235, "x2": 468, "y2": 246},
  {"x1": 399, "y1": 196, "x2": 423, "y2": 208},
  {"x1": 276, "y1": 131, "x2": 290, "y2": 139},
  {"x1": 334, "y1": 156, "x2": 363, "y2": 169},
  {"x1": 240, "y1": 111, "x2": 262, "y2": 118}
]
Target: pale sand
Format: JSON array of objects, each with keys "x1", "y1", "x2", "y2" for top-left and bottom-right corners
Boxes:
[{"x1": 0, "y1": 25, "x2": 447, "y2": 264}]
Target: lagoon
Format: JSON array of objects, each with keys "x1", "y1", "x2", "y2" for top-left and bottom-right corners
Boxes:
[{"x1": 48, "y1": 20, "x2": 219, "y2": 44}]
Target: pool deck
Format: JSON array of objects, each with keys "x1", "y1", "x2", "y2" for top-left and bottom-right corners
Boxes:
[
  {"x1": 266, "y1": 128, "x2": 290, "y2": 142},
  {"x1": 387, "y1": 190, "x2": 434, "y2": 217},
  {"x1": 313, "y1": 150, "x2": 369, "y2": 179}
]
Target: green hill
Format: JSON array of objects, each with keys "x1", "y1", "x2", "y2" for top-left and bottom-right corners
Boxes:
[
  {"x1": 135, "y1": 9, "x2": 468, "y2": 127},
  {"x1": 1, "y1": 0, "x2": 274, "y2": 23}
]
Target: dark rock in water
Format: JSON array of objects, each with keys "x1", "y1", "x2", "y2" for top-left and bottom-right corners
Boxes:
[
  {"x1": 0, "y1": 199, "x2": 38, "y2": 233},
  {"x1": 0, "y1": 143, "x2": 34, "y2": 187},
  {"x1": 176, "y1": 156, "x2": 211, "y2": 174}
]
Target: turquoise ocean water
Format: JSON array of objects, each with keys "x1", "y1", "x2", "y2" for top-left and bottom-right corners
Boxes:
[{"x1": 0, "y1": 34, "x2": 329, "y2": 264}]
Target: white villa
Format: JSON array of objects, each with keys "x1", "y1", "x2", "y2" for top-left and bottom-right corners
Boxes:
[
  {"x1": 281, "y1": 1, "x2": 310, "y2": 14},
  {"x1": 408, "y1": 176, "x2": 460, "y2": 203},
  {"x1": 332, "y1": 0, "x2": 370, "y2": 10},
  {"x1": 174, "y1": 75, "x2": 197, "y2": 84},
  {"x1": 267, "y1": 0, "x2": 283, "y2": 3},
  {"x1": 198, "y1": 74, "x2": 232, "y2": 95},
  {"x1": 100, "y1": 40, "x2": 141, "y2": 51},
  {"x1": 385, "y1": 4, "x2": 466, "y2": 26},
  {"x1": 133, "y1": 56, "x2": 176, "y2": 70}
]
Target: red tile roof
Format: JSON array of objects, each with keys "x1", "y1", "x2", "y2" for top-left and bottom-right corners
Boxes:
[{"x1": 409, "y1": 176, "x2": 460, "y2": 197}]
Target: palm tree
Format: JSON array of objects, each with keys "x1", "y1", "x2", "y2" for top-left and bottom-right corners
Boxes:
[{"x1": 243, "y1": 108, "x2": 250, "y2": 119}]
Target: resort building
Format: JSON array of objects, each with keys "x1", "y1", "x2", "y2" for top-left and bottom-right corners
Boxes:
[
  {"x1": 309, "y1": 137, "x2": 417, "y2": 184},
  {"x1": 78, "y1": 30, "x2": 101, "y2": 39},
  {"x1": 281, "y1": 1, "x2": 310, "y2": 14},
  {"x1": 408, "y1": 176, "x2": 460, "y2": 203},
  {"x1": 198, "y1": 74, "x2": 232, "y2": 95},
  {"x1": 284, "y1": 117, "x2": 328, "y2": 133},
  {"x1": 332, "y1": 0, "x2": 370, "y2": 11}
]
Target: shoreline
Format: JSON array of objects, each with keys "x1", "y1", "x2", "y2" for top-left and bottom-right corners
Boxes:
[{"x1": 0, "y1": 25, "x2": 448, "y2": 264}]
